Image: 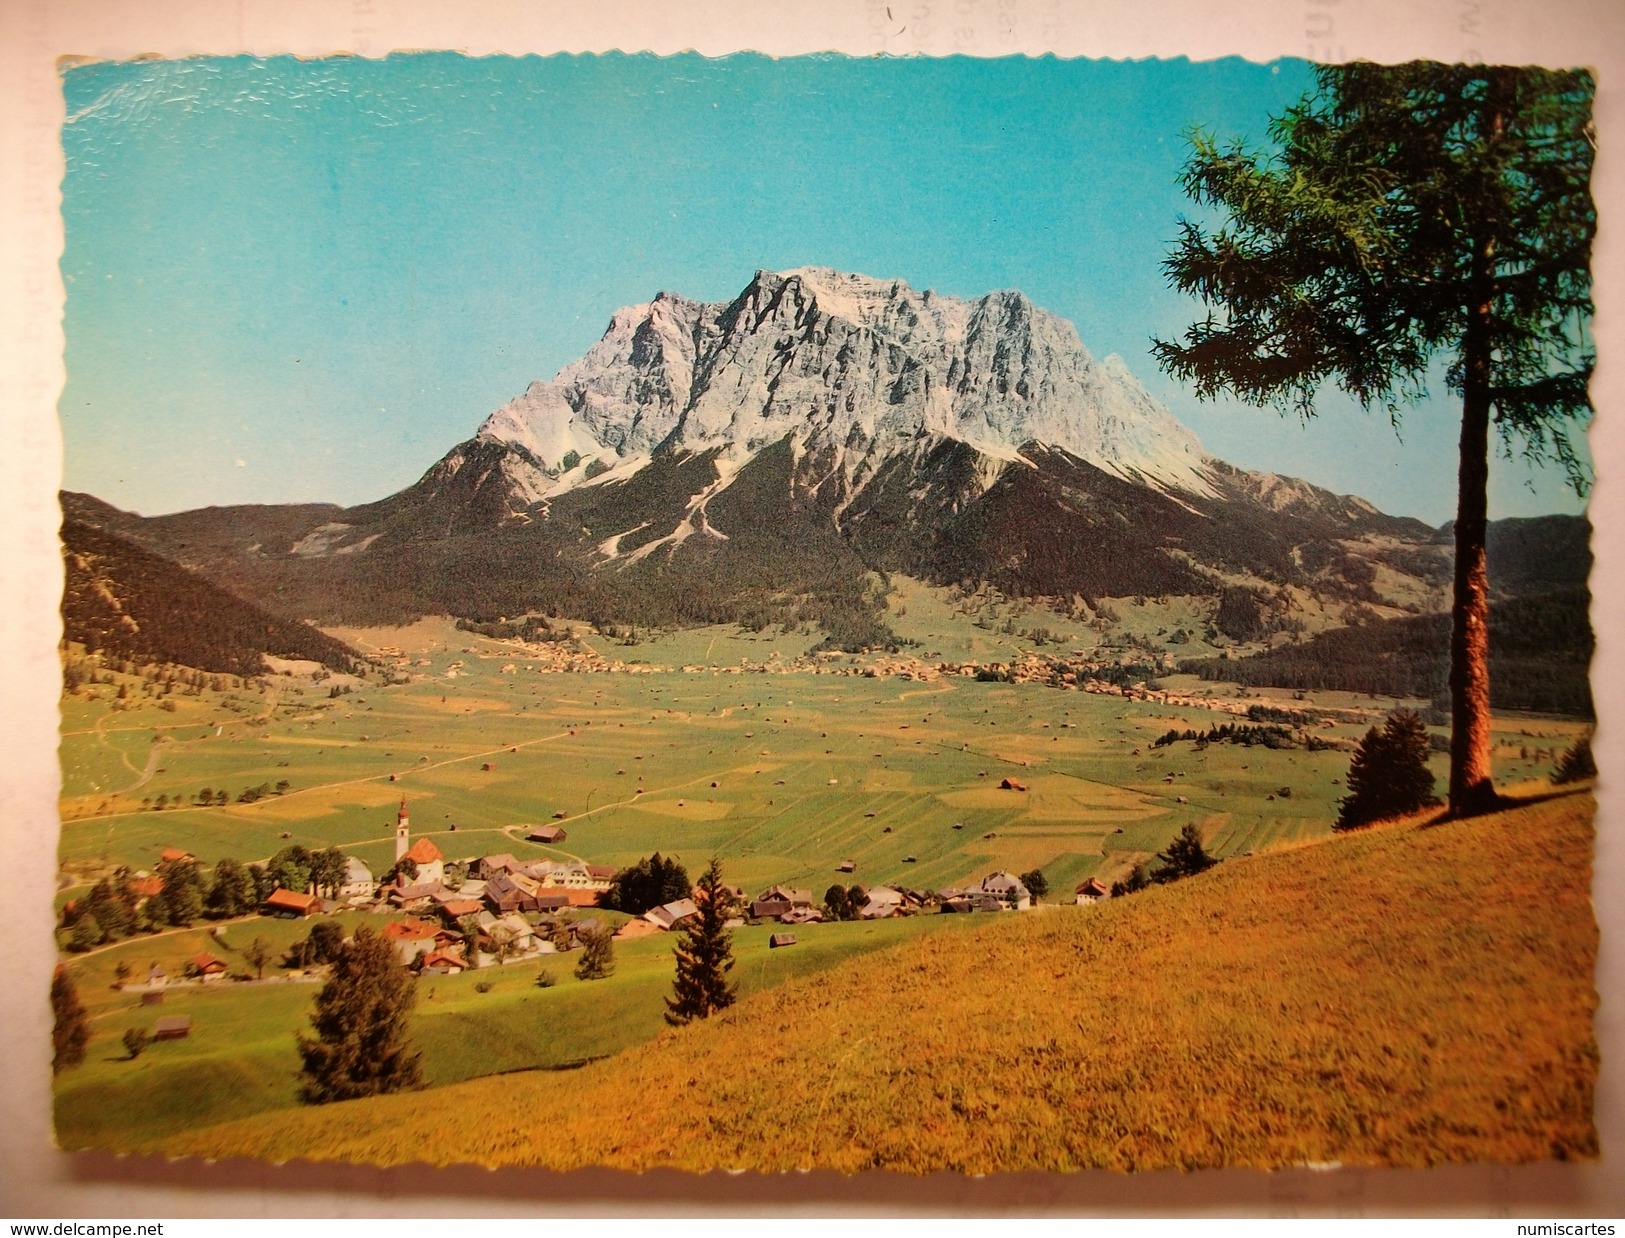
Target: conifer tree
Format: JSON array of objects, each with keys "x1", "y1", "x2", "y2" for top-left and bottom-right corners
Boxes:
[
  {"x1": 665, "y1": 858, "x2": 737, "y2": 1026},
  {"x1": 1336, "y1": 709, "x2": 1441, "y2": 830},
  {"x1": 51, "y1": 966, "x2": 90, "y2": 1074},
  {"x1": 122, "y1": 1027, "x2": 150, "y2": 1060},
  {"x1": 1552, "y1": 735, "x2": 1596, "y2": 784},
  {"x1": 1152, "y1": 824, "x2": 1217, "y2": 883},
  {"x1": 1156, "y1": 65, "x2": 1595, "y2": 818},
  {"x1": 296, "y1": 926, "x2": 422, "y2": 1103}
]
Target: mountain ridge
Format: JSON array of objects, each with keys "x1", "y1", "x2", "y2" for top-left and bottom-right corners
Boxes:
[{"x1": 53, "y1": 269, "x2": 1591, "y2": 646}]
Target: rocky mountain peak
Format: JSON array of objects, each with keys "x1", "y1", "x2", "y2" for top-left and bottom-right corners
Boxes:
[{"x1": 469, "y1": 269, "x2": 1217, "y2": 507}]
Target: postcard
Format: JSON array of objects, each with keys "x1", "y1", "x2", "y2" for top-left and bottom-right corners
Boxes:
[{"x1": 6, "y1": 2, "x2": 1620, "y2": 1215}]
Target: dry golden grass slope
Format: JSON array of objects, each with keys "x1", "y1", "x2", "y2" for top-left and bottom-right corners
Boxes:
[{"x1": 156, "y1": 793, "x2": 1598, "y2": 1174}]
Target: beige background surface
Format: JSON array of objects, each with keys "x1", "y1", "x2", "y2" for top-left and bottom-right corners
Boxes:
[{"x1": 1, "y1": 0, "x2": 1620, "y2": 1216}]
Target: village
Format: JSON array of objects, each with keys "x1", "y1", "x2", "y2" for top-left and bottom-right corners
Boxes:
[
  {"x1": 67, "y1": 793, "x2": 1108, "y2": 1005},
  {"x1": 418, "y1": 630, "x2": 1394, "y2": 727}
]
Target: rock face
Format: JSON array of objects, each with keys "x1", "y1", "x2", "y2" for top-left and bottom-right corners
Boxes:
[
  {"x1": 460, "y1": 267, "x2": 1216, "y2": 528},
  {"x1": 61, "y1": 269, "x2": 1478, "y2": 636}
]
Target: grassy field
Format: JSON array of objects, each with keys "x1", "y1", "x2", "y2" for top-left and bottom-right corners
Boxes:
[
  {"x1": 150, "y1": 791, "x2": 1598, "y2": 1173},
  {"x1": 53, "y1": 910, "x2": 975, "y2": 1153},
  {"x1": 57, "y1": 610, "x2": 1497, "y2": 893},
  {"x1": 56, "y1": 598, "x2": 1596, "y2": 1162}
]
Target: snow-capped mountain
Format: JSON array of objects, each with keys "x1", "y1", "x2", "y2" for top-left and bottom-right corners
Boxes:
[
  {"x1": 457, "y1": 267, "x2": 1216, "y2": 521},
  {"x1": 62, "y1": 269, "x2": 1458, "y2": 638}
]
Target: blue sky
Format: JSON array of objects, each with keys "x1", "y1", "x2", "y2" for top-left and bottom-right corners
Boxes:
[{"x1": 59, "y1": 52, "x2": 1590, "y2": 523}]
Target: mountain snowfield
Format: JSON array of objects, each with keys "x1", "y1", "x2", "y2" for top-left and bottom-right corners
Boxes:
[{"x1": 469, "y1": 267, "x2": 1218, "y2": 528}]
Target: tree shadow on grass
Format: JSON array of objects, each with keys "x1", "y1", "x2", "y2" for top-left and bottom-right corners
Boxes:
[{"x1": 1419, "y1": 782, "x2": 1593, "y2": 829}]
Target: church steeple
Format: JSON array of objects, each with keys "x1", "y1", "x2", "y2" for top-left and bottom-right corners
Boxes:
[{"x1": 395, "y1": 797, "x2": 410, "y2": 861}]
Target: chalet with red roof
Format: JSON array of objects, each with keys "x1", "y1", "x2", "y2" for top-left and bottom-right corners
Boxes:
[
  {"x1": 420, "y1": 948, "x2": 467, "y2": 975},
  {"x1": 190, "y1": 952, "x2": 229, "y2": 981},
  {"x1": 1074, "y1": 877, "x2": 1111, "y2": 905}
]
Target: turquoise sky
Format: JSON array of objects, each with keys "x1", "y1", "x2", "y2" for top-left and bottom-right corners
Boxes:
[{"x1": 59, "y1": 52, "x2": 1590, "y2": 524}]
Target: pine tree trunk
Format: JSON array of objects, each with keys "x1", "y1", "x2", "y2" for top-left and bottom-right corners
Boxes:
[
  {"x1": 1449, "y1": 71, "x2": 1511, "y2": 818},
  {"x1": 1448, "y1": 366, "x2": 1497, "y2": 816}
]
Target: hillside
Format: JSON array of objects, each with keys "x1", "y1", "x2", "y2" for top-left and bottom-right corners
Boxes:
[
  {"x1": 151, "y1": 792, "x2": 1598, "y2": 1173},
  {"x1": 60, "y1": 518, "x2": 363, "y2": 676},
  {"x1": 1180, "y1": 587, "x2": 1594, "y2": 717}
]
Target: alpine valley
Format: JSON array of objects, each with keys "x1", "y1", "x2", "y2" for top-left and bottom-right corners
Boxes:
[
  {"x1": 61, "y1": 267, "x2": 1589, "y2": 667},
  {"x1": 52, "y1": 268, "x2": 1600, "y2": 1173}
]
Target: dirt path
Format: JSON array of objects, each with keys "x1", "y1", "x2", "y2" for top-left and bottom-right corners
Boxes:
[{"x1": 117, "y1": 734, "x2": 169, "y2": 794}]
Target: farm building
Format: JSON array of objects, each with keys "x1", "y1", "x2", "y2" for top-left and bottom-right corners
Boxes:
[
  {"x1": 859, "y1": 887, "x2": 906, "y2": 920},
  {"x1": 189, "y1": 952, "x2": 229, "y2": 981},
  {"x1": 999, "y1": 777, "x2": 1028, "y2": 792},
  {"x1": 644, "y1": 898, "x2": 699, "y2": 931},
  {"x1": 769, "y1": 932, "x2": 798, "y2": 949},
  {"x1": 128, "y1": 875, "x2": 164, "y2": 902},
  {"x1": 387, "y1": 880, "x2": 445, "y2": 912},
  {"x1": 484, "y1": 871, "x2": 544, "y2": 914},
  {"x1": 478, "y1": 853, "x2": 522, "y2": 879},
  {"x1": 263, "y1": 888, "x2": 322, "y2": 918},
  {"x1": 836, "y1": 860, "x2": 857, "y2": 874},
  {"x1": 152, "y1": 1015, "x2": 191, "y2": 1040},
  {"x1": 560, "y1": 917, "x2": 606, "y2": 950},
  {"x1": 159, "y1": 847, "x2": 195, "y2": 864},
  {"x1": 749, "y1": 885, "x2": 815, "y2": 921},
  {"x1": 979, "y1": 871, "x2": 1032, "y2": 910},
  {"x1": 527, "y1": 824, "x2": 568, "y2": 844},
  {"x1": 529, "y1": 860, "x2": 610, "y2": 891},
  {"x1": 939, "y1": 890, "x2": 1008, "y2": 914},
  {"x1": 145, "y1": 963, "x2": 167, "y2": 987},
  {"x1": 1074, "y1": 878, "x2": 1111, "y2": 905}
]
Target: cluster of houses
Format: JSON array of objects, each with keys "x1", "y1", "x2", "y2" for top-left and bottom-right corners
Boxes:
[
  {"x1": 132, "y1": 797, "x2": 1124, "y2": 983},
  {"x1": 246, "y1": 802, "x2": 627, "y2": 972},
  {"x1": 739, "y1": 871, "x2": 1056, "y2": 922}
]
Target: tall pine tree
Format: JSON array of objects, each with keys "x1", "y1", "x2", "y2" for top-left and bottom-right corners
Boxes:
[
  {"x1": 665, "y1": 858, "x2": 737, "y2": 1026},
  {"x1": 297, "y1": 926, "x2": 422, "y2": 1103},
  {"x1": 1155, "y1": 64, "x2": 1595, "y2": 818}
]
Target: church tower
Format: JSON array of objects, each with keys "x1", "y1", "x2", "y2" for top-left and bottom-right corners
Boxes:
[{"x1": 395, "y1": 797, "x2": 410, "y2": 861}]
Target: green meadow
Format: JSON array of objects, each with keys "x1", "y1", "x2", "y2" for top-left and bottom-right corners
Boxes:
[
  {"x1": 59, "y1": 611, "x2": 1421, "y2": 891},
  {"x1": 54, "y1": 592, "x2": 1593, "y2": 1153},
  {"x1": 54, "y1": 909, "x2": 973, "y2": 1152}
]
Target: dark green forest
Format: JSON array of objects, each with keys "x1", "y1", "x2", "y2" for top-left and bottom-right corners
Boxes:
[
  {"x1": 1180, "y1": 588, "x2": 1593, "y2": 718},
  {"x1": 60, "y1": 519, "x2": 363, "y2": 676}
]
